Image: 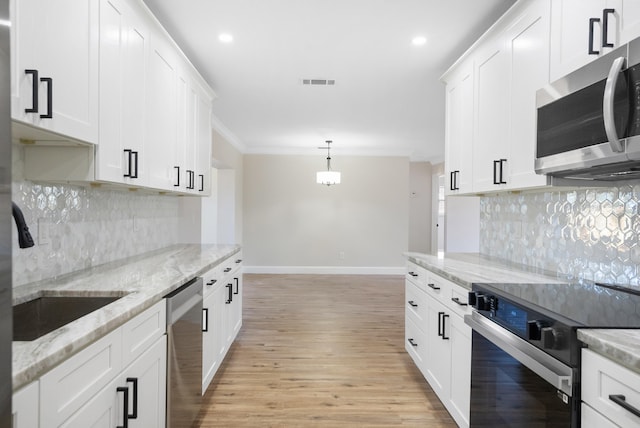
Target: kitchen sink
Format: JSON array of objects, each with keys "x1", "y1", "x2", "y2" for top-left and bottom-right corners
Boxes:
[{"x1": 13, "y1": 295, "x2": 121, "y2": 341}]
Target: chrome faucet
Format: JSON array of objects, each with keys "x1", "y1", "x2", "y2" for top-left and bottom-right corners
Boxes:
[{"x1": 12, "y1": 202, "x2": 34, "y2": 248}]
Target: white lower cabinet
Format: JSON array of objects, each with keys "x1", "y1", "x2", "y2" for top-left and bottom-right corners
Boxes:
[
  {"x1": 12, "y1": 380, "x2": 39, "y2": 428},
  {"x1": 202, "y1": 254, "x2": 243, "y2": 394},
  {"x1": 37, "y1": 300, "x2": 166, "y2": 428},
  {"x1": 581, "y1": 348, "x2": 640, "y2": 428},
  {"x1": 405, "y1": 265, "x2": 471, "y2": 428}
]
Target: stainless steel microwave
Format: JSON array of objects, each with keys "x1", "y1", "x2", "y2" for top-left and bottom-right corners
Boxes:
[{"x1": 536, "y1": 36, "x2": 640, "y2": 181}]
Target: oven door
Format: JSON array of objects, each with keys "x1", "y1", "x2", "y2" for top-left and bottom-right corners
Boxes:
[{"x1": 465, "y1": 311, "x2": 577, "y2": 428}]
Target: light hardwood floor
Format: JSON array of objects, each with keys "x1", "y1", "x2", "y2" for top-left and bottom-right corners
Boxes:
[{"x1": 196, "y1": 274, "x2": 456, "y2": 427}]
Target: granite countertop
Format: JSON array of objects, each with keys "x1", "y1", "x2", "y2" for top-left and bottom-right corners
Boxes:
[
  {"x1": 578, "y1": 329, "x2": 640, "y2": 374},
  {"x1": 12, "y1": 244, "x2": 240, "y2": 391},
  {"x1": 404, "y1": 251, "x2": 566, "y2": 290}
]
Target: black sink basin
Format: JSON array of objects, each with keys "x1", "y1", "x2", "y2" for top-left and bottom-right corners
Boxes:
[{"x1": 13, "y1": 296, "x2": 121, "y2": 341}]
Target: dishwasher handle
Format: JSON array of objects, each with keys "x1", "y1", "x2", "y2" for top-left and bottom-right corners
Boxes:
[
  {"x1": 166, "y1": 277, "x2": 203, "y2": 325},
  {"x1": 464, "y1": 311, "x2": 574, "y2": 397}
]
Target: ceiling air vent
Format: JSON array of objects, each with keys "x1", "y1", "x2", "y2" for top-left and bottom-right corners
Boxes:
[{"x1": 301, "y1": 79, "x2": 335, "y2": 86}]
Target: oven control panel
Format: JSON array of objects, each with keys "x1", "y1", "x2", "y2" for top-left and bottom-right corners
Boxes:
[{"x1": 468, "y1": 289, "x2": 574, "y2": 365}]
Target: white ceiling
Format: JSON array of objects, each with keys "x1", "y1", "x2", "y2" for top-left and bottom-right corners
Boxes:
[{"x1": 143, "y1": 0, "x2": 516, "y2": 162}]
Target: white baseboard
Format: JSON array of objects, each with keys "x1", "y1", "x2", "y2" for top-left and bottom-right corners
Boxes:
[{"x1": 243, "y1": 266, "x2": 405, "y2": 275}]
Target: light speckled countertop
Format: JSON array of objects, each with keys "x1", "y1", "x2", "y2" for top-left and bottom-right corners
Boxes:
[
  {"x1": 12, "y1": 244, "x2": 240, "y2": 391},
  {"x1": 578, "y1": 329, "x2": 640, "y2": 374},
  {"x1": 406, "y1": 252, "x2": 640, "y2": 374},
  {"x1": 404, "y1": 252, "x2": 566, "y2": 289}
]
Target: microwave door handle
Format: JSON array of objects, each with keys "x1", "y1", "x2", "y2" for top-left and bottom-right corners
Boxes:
[{"x1": 603, "y1": 56, "x2": 626, "y2": 153}]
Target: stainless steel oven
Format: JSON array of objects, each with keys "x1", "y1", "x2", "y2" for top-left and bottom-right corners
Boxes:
[
  {"x1": 536, "y1": 36, "x2": 640, "y2": 180},
  {"x1": 465, "y1": 281, "x2": 640, "y2": 427}
]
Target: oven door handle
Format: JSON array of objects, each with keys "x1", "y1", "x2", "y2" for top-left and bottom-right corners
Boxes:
[{"x1": 464, "y1": 311, "x2": 574, "y2": 397}]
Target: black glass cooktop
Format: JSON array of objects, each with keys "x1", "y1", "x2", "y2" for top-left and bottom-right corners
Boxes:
[{"x1": 474, "y1": 281, "x2": 640, "y2": 329}]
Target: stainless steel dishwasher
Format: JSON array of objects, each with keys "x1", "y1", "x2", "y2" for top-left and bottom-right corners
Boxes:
[{"x1": 166, "y1": 277, "x2": 203, "y2": 428}]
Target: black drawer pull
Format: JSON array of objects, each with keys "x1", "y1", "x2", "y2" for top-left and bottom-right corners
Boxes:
[
  {"x1": 408, "y1": 300, "x2": 418, "y2": 308},
  {"x1": 442, "y1": 314, "x2": 450, "y2": 340},
  {"x1": 206, "y1": 279, "x2": 217, "y2": 286},
  {"x1": 427, "y1": 283, "x2": 440, "y2": 290},
  {"x1": 437, "y1": 311, "x2": 445, "y2": 337},
  {"x1": 116, "y1": 386, "x2": 129, "y2": 428},
  {"x1": 226, "y1": 283, "x2": 233, "y2": 304},
  {"x1": 408, "y1": 271, "x2": 418, "y2": 277},
  {"x1": 224, "y1": 267, "x2": 232, "y2": 273},
  {"x1": 235, "y1": 259, "x2": 243, "y2": 264},
  {"x1": 451, "y1": 297, "x2": 468, "y2": 306},
  {"x1": 234, "y1": 277, "x2": 239, "y2": 295},
  {"x1": 609, "y1": 394, "x2": 640, "y2": 417},
  {"x1": 408, "y1": 338, "x2": 418, "y2": 347},
  {"x1": 126, "y1": 377, "x2": 138, "y2": 419},
  {"x1": 25, "y1": 69, "x2": 38, "y2": 113}
]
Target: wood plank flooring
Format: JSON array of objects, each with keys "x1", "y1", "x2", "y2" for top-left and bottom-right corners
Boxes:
[{"x1": 196, "y1": 274, "x2": 456, "y2": 427}]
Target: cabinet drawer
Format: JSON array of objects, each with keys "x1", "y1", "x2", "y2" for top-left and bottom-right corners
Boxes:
[
  {"x1": 424, "y1": 271, "x2": 449, "y2": 300},
  {"x1": 582, "y1": 348, "x2": 640, "y2": 428},
  {"x1": 582, "y1": 403, "x2": 619, "y2": 428},
  {"x1": 447, "y1": 283, "x2": 471, "y2": 317},
  {"x1": 202, "y1": 266, "x2": 221, "y2": 298},
  {"x1": 40, "y1": 328, "x2": 122, "y2": 427},
  {"x1": 122, "y1": 300, "x2": 166, "y2": 367},
  {"x1": 405, "y1": 280, "x2": 427, "y2": 329},
  {"x1": 405, "y1": 314, "x2": 426, "y2": 373}
]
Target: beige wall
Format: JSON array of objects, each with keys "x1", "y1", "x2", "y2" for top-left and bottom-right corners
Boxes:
[{"x1": 243, "y1": 154, "x2": 409, "y2": 273}]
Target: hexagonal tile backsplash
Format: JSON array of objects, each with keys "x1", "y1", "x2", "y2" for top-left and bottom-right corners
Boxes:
[
  {"x1": 12, "y1": 180, "x2": 180, "y2": 287},
  {"x1": 480, "y1": 185, "x2": 640, "y2": 289}
]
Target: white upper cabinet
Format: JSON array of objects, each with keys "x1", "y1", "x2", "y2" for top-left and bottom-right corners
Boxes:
[
  {"x1": 550, "y1": 0, "x2": 640, "y2": 82},
  {"x1": 444, "y1": 61, "x2": 474, "y2": 196},
  {"x1": 504, "y1": 0, "x2": 550, "y2": 190},
  {"x1": 11, "y1": 0, "x2": 99, "y2": 144},
  {"x1": 442, "y1": 0, "x2": 551, "y2": 195},
  {"x1": 195, "y1": 79, "x2": 213, "y2": 195},
  {"x1": 97, "y1": 0, "x2": 149, "y2": 186}
]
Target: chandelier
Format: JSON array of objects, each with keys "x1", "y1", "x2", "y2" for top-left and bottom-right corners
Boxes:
[{"x1": 316, "y1": 140, "x2": 341, "y2": 186}]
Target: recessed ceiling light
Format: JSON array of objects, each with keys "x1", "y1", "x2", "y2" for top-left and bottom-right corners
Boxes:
[
  {"x1": 219, "y1": 33, "x2": 233, "y2": 43},
  {"x1": 412, "y1": 36, "x2": 427, "y2": 46}
]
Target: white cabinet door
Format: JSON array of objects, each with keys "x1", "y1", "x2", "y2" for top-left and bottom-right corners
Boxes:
[
  {"x1": 444, "y1": 60, "x2": 474, "y2": 195},
  {"x1": 12, "y1": 381, "x2": 39, "y2": 428},
  {"x1": 473, "y1": 34, "x2": 509, "y2": 193},
  {"x1": 195, "y1": 81, "x2": 213, "y2": 195},
  {"x1": 618, "y1": 0, "x2": 640, "y2": 45},
  {"x1": 174, "y1": 65, "x2": 197, "y2": 193},
  {"x1": 549, "y1": 0, "x2": 611, "y2": 82},
  {"x1": 57, "y1": 376, "x2": 121, "y2": 428},
  {"x1": 231, "y1": 272, "x2": 243, "y2": 338},
  {"x1": 202, "y1": 287, "x2": 218, "y2": 393},
  {"x1": 504, "y1": 0, "x2": 550, "y2": 190},
  {"x1": 423, "y1": 293, "x2": 451, "y2": 400},
  {"x1": 11, "y1": 0, "x2": 99, "y2": 144},
  {"x1": 146, "y1": 33, "x2": 178, "y2": 191},
  {"x1": 125, "y1": 335, "x2": 167, "y2": 428},
  {"x1": 216, "y1": 278, "x2": 231, "y2": 366},
  {"x1": 448, "y1": 312, "x2": 471, "y2": 428},
  {"x1": 97, "y1": 0, "x2": 149, "y2": 185}
]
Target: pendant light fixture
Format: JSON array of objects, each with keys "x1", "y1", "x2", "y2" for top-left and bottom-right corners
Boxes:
[{"x1": 316, "y1": 140, "x2": 341, "y2": 186}]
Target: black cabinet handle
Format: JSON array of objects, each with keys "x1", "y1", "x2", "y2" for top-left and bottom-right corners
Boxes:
[
  {"x1": 116, "y1": 386, "x2": 129, "y2": 428},
  {"x1": 199, "y1": 174, "x2": 204, "y2": 191},
  {"x1": 454, "y1": 170, "x2": 460, "y2": 190},
  {"x1": 126, "y1": 377, "x2": 138, "y2": 419},
  {"x1": 499, "y1": 159, "x2": 507, "y2": 184},
  {"x1": 202, "y1": 308, "x2": 208, "y2": 332},
  {"x1": 224, "y1": 267, "x2": 232, "y2": 273},
  {"x1": 226, "y1": 283, "x2": 233, "y2": 304},
  {"x1": 589, "y1": 17, "x2": 601, "y2": 55},
  {"x1": 408, "y1": 271, "x2": 418, "y2": 277},
  {"x1": 124, "y1": 150, "x2": 132, "y2": 177},
  {"x1": 188, "y1": 170, "x2": 195, "y2": 189},
  {"x1": 235, "y1": 259, "x2": 243, "y2": 264},
  {"x1": 602, "y1": 9, "x2": 615, "y2": 48},
  {"x1": 408, "y1": 338, "x2": 418, "y2": 347},
  {"x1": 174, "y1": 166, "x2": 180, "y2": 187},
  {"x1": 40, "y1": 77, "x2": 52, "y2": 119},
  {"x1": 131, "y1": 151, "x2": 138, "y2": 178},
  {"x1": 442, "y1": 314, "x2": 450, "y2": 340},
  {"x1": 206, "y1": 279, "x2": 217, "y2": 286},
  {"x1": 451, "y1": 297, "x2": 468, "y2": 306},
  {"x1": 449, "y1": 171, "x2": 455, "y2": 191},
  {"x1": 493, "y1": 160, "x2": 500, "y2": 184},
  {"x1": 234, "y1": 277, "x2": 239, "y2": 295},
  {"x1": 25, "y1": 69, "x2": 39, "y2": 113},
  {"x1": 427, "y1": 283, "x2": 440, "y2": 290},
  {"x1": 437, "y1": 311, "x2": 445, "y2": 337},
  {"x1": 408, "y1": 300, "x2": 418, "y2": 308},
  {"x1": 609, "y1": 394, "x2": 640, "y2": 417}
]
